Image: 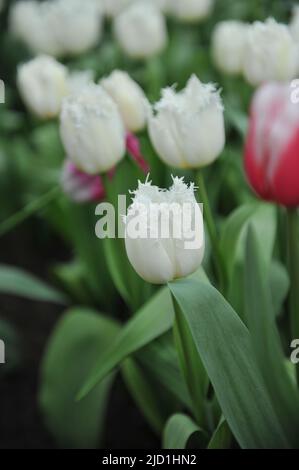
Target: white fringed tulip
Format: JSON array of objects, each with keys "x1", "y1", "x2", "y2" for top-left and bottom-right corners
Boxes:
[
  {"x1": 114, "y1": 2, "x2": 167, "y2": 59},
  {"x1": 212, "y1": 21, "x2": 249, "y2": 75},
  {"x1": 170, "y1": 0, "x2": 214, "y2": 23},
  {"x1": 243, "y1": 18, "x2": 297, "y2": 86},
  {"x1": 125, "y1": 177, "x2": 205, "y2": 284},
  {"x1": 60, "y1": 84, "x2": 126, "y2": 175},
  {"x1": 148, "y1": 75, "x2": 225, "y2": 169},
  {"x1": 100, "y1": 70, "x2": 148, "y2": 132},
  {"x1": 17, "y1": 55, "x2": 68, "y2": 119},
  {"x1": 10, "y1": 0, "x2": 103, "y2": 57}
]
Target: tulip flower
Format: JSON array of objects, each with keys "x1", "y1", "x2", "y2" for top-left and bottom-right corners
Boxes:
[
  {"x1": 243, "y1": 18, "x2": 297, "y2": 86},
  {"x1": 170, "y1": 0, "x2": 214, "y2": 22},
  {"x1": 148, "y1": 75, "x2": 225, "y2": 169},
  {"x1": 124, "y1": 177, "x2": 205, "y2": 284},
  {"x1": 113, "y1": 2, "x2": 167, "y2": 59},
  {"x1": 10, "y1": 1, "x2": 60, "y2": 56},
  {"x1": 17, "y1": 55, "x2": 68, "y2": 119},
  {"x1": 100, "y1": 70, "x2": 148, "y2": 133},
  {"x1": 61, "y1": 160, "x2": 105, "y2": 203},
  {"x1": 60, "y1": 84, "x2": 126, "y2": 175},
  {"x1": 244, "y1": 82, "x2": 299, "y2": 208},
  {"x1": 212, "y1": 21, "x2": 249, "y2": 76},
  {"x1": 10, "y1": 0, "x2": 103, "y2": 57}
]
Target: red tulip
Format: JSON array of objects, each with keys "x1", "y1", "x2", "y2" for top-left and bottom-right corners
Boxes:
[{"x1": 244, "y1": 82, "x2": 299, "y2": 207}]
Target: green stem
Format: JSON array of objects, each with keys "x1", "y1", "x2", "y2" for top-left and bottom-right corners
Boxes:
[
  {"x1": 196, "y1": 170, "x2": 226, "y2": 293},
  {"x1": 286, "y1": 208, "x2": 299, "y2": 385},
  {"x1": 0, "y1": 186, "x2": 61, "y2": 238}
]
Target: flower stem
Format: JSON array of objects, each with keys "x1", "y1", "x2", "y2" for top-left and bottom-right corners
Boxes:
[
  {"x1": 0, "y1": 186, "x2": 61, "y2": 238},
  {"x1": 196, "y1": 170, "x2": 226, "y2": 293},
  {"x1": 286, "y1": 208, "x2": 299, "y2": 384}
]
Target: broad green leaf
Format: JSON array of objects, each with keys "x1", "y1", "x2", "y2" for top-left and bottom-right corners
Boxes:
[
  {"x1": 225, "y1": 104, "x2": 248, "y2": 137},
  {"x1": 169, "y1": 278, "x2": 288, "y2": 449},
  {"x1": 163, "y1": 414, "x2": 204, "y2": 449},
  {"x1": 173, "y1": 302, "x2": 208, "y2": 426},
  {"x1": 269, "y1": 261, "x2": 290, "y2": 317},
  {"x1": 208, "y1": 417, "x2": 231, "y2": 449},
  {"x1": 78, "y1": 287, "x2": 174, "y2": 400},
  {"x1": 78, "y1": 269, "x2": 208, "y2": 400},
  {"x1": 39, "y1": 308, "x2": 119, "y2": 448},
  {"x1": 220, "y1": 203, "x2": 277, "y2": 283},
  {"x1": 244, "y1": 227, "x2": 299, "y2": 447},
  {"x1": 137, "y1": 332, "x2": 191, "y2": 408},
  {"x1": 122, "y1": 358, "x2": 169, "y2": 435},
  {"x1": 67, "y1": 204, "x2": 116, "y2": 309},
  {"x1": 0, "y1": 264, "x2": 67, "y2": 304}
]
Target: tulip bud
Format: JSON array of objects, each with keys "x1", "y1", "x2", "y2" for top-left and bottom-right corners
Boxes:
[
  {"x1": 170, "y1": 0, "x2": 214, "y2": 23},
  {"x1": 10, "y1": 0, "x2": 103, "y2": 57},
  {"x1": 60, "y1": 84, "x2": 126, "y2": 175},
  {"x1": 148, "y1": 75, "x2": 225, "y2": 169},
  {"x1": 100, "y1": 70, "x2": 148, "y2": 132},
  {"x1": 47, "y1": 0, "x2": 103, "y2": 57},
  {"x1": 243, "y1": 18, "x2": 297, "y2": 86},
  {"x1": 61, "y1": 159, "x2": 105, "y2": 203},
  {"x1": 124, "y1": 177, "x2": 205, "y2": 284},
  {"x1": 17, "y1": 55, "x2": 68, "y2": 119},
  {"x1": 114, "y1": 2, "x2": 167, "y2": 59},
  {"x1": 212, "y1": 21, "x2": 249, "y2": 76},
  {"x1": 244, "y1": 82, "x2": 299, "y2": 207},
  {"x1": 10, "y1": 1, "x2": 60, "y2": 56}
]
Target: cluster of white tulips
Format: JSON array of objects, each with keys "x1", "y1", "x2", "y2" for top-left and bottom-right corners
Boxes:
[
  {"x1": 212, "y1": 14, "x2": 299, "y2": 86},
  {"x1": 9, "y1": 0, "x2": 216, "y2": 60},
  {"x1": 10, "y1": 0, "x2": 103, "y2": 57}
]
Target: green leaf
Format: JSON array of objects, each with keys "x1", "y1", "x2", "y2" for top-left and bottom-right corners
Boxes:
[
  {"x1": 67, "y1": 204, "x2": 116, "y2": 309},
  {"x1": 121, "y1": 358, "x2": 167, "y2": 434},
  {"x1": 220, "y1": 203, "x2": 277, "y2": 283},
  {"x1": 136, "y1": 332, "x2": 191, "y2": 409},
  {"x1": 78, "y1": 269, "x2": 208, "y2": 400},
  {"x1": 0, "y1": 264, "x2": 67, "y2": 304},
  {"x1": 244, "y1": 227, "x2": 299, "y2": 447},
  {"x1": 269, "y1": 261, "x2": 290, "y2": 317},
  {"x1": 39, "y1": 308, "x2": 119, "y2": 448},
  {"x1": 169, "y1": 278, "x2": 288, "y2": 449},
  {"x1": 208, "y1": 417, "x2": 231, "y2": 449},
  {"x1": 220, "y1": 203, "x2": 277, "y2": 317},
  {"x1": 78, "y1": 287, "x2": 174, "y2": 400},
  {"x1": 173, "y1": 300, "x2": 208, "y2": 426},
  {"x1": 163, "y1": 414, "x2": 204, "y2": 449},
  {"x1": 225, "y1": 104, "x2": 248, "y2": 137}
]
